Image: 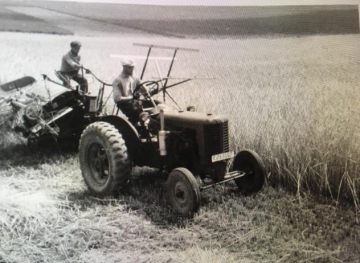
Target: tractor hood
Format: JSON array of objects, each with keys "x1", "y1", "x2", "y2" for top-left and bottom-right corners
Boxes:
[
  {"x1": 156, "y1": 108, "x2": 230, "y2": 164},
  {"x1": 159, "y1": 109, "x2": 228, "y2": 128}
]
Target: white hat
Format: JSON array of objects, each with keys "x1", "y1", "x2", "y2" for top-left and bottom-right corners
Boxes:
[
  {"x1": 121, "y1": 59, "x2": 135, "y2": 67},
  {"x1": 70, "y1": 41, "x2": 81, "y2": 48}
]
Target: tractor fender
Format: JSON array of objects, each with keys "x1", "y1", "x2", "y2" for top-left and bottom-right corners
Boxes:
[{"x1": 96, "y1": 115, "x2": 142, "y2": 163}]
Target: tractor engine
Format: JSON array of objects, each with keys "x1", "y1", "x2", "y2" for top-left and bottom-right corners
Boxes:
[{"x1": 157, "y1": 109, "x2": 231, "y2": 181}]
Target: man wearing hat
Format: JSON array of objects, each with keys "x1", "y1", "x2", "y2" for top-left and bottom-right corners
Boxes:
[
  {"x1": 60, "y1": 41, "x2": 88, "y2": 92},
  {"x1": 112, "y1": 59, "x2": 143, "y2": 124}
]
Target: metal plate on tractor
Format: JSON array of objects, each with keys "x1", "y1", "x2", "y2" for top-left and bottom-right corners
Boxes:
[{"x1": 211, "y1": 151, "x2": 234, "y2": 162}]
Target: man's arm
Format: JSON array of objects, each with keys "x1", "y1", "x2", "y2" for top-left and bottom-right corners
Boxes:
[
  {"x1": 134, "y1": 77, "x2": 147, "y2": 94},
  {"x1": 64, "y1": 54, "x2": 82, "y2": 70}
]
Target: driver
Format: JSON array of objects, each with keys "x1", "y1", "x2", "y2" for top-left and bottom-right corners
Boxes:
[
  {"x1": 60, "y1": 41, "x2": 88, "y2": 92},
  {"x1": 112, "y1": 60, "x2": 144, "y2": 124}
]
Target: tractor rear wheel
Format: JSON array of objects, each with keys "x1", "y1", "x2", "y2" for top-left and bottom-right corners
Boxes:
[
  {"x1": 232, "y1": 150, "x2": 265, "y2": 195},
  {"x1": 79, "y1": 122, "x2": 131, "y2": 196},
  {"x1": 165, "y1": 167, "x2": 200, "y2": 217}
]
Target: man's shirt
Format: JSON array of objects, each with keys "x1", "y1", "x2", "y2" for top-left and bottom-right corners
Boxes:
[
  {"x1": 112, "y1": 73, "x2": 141, "y2": 102},
  {"x1": 60, "y1": 51, "x2": 81, "y2": 74}
]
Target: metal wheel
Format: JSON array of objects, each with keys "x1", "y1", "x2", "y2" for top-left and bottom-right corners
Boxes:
[
  {"x1": 24, "y1": 103, "x2": 43, "y2": 121},
  {"x1": 165, "y1": 167, "x2": 200, "y2": 217},
  {"x1": 232, "y1": 150, "x2": 265, "y2": 195},
  {"x1": 79, "y1": 122, "x2": 131, "y2": 196},
  {"x1": 87, "y1": 142, "x2": 110, "y2": 186}
]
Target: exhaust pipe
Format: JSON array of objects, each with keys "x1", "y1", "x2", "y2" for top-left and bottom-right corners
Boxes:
[{"x1": 158, "y1": 109, "x2": 170, "y2": 156}]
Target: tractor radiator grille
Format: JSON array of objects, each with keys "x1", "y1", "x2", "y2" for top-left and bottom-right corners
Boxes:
[{"x1": 203, "y1": 122, "x2": 230, "y2": 156}]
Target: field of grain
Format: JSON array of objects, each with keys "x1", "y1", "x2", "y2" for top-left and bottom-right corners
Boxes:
[
  {"x1": 1, "y1": 31, "x2": 359, "y2": 201},
  {"x1": 0, "y1": 1, "x2": 360, "y2": 262},
  {"x1": 0, "y1": 30, "x2": 359, "y2": 262}
]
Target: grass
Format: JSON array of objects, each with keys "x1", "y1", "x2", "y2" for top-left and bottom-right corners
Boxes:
[
  {"x1": 0, "y1": 2, "x2": 359, "y2": 261},
  {"x1": 0, "y1": 31, "x2": 359, "y2": 210},
  {"x1": 159, "y1": 35, "x2": 360, "y2": 211},
  {"x1": 0, "y1": 146, "x2": 358, "y2": 262}
]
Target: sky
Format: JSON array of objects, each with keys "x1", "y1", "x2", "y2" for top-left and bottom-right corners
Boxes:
[{"x1": 30, "y1": 0, "x2": 360, "y2": 6}]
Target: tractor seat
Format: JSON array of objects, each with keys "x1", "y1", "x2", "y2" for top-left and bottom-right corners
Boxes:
[{"x1": 54, "y1": 70, "x2": 71, "y2": 88}]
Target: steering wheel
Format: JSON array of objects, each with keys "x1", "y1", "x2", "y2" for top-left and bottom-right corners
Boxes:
[{"x1": 133, "y1": 81, "x2": 159, "y2": 100}]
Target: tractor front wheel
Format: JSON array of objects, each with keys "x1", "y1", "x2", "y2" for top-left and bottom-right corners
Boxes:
[
  {"x1": 165, "y1": 168, "x2": 200, "y2": 217},
  {"x1": 79, "y1": 122, "x2": 131, "y2": 196},
  {"x1": 232, "y1": 150, "x2": 265, "y2": 195}
]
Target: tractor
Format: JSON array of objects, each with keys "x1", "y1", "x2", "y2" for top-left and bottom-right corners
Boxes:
[{"x1": 0, "y1": 43, "x2": 265, "y2": 217}]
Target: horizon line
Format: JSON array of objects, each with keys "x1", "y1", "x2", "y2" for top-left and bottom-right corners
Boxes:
[{"x1": 27, "y1": 0, "x2": 360, "y2": 6}]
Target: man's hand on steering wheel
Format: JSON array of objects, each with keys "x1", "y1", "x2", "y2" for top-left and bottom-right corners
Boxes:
[
  {"x1": 133, "y1": 81, "x2": 159, "y2": 100},
  {"x1": 132, "y1": 84, "x2": 144, "y2": 100}
]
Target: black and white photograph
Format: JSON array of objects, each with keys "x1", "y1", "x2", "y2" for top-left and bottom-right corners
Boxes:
[{"x1": 0, "y1": 0, "x2": 359, "y2": 262}]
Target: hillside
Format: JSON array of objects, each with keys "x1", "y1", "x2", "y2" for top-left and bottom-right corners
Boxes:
[{"x1": 0, "y1": 0, "x2": 358, "y2": 37}]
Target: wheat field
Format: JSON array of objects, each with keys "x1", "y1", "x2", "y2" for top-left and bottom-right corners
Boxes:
[
  {"x1": 1, "y1": 31, "x2": 359, "y2": 204},
  {"x1": 0, "y1": 29, "x2": 360, "y2": 262}
]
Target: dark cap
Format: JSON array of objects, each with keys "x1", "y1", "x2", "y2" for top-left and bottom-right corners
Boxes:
[{"x1": 70, "y1": 41, "x2": 81, "y2": 48}]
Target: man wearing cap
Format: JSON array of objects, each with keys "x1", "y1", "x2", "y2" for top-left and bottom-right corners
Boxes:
[
  {"x1": 112, "y1": 59, "x2": 143, "y2": 124},
  {"x1": 60, "y1": 41, "x2": 88, "y2": 92}
]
